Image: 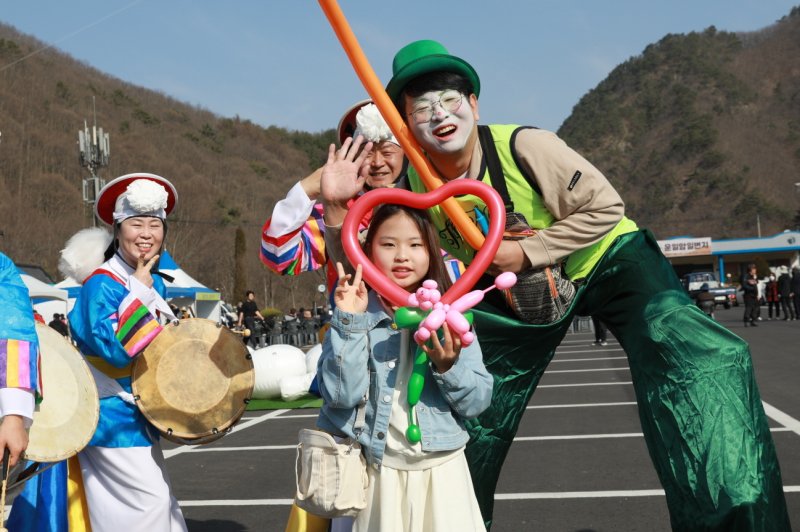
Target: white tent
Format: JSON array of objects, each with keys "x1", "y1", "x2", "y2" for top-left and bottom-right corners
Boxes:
[
  {"x1": 159, "y1": 250, "x2": 222, "y2": 322},
  {"x1": 20, "y1": 273, "x2": 69, "y2": 320}
]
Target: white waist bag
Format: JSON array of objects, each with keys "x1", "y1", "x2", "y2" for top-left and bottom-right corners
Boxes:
[{"x1": 295, "y1": 402, "x2": 368, "y2": 518}]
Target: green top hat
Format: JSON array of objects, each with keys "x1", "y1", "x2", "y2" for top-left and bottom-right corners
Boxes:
[{"x1": 386, "y1": 39, "x2": 480, "y2": 102}]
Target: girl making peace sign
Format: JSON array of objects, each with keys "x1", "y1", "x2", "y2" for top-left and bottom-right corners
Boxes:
[{"x1": 316, "y1": 204, "x2": 492, "y2": 531}]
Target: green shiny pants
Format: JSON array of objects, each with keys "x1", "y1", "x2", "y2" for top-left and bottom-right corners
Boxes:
[{"x1": 466, "y1": 229, "x2": 790, "y2": 531}]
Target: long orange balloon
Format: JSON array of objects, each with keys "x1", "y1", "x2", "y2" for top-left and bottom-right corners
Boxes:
[{"x1": 318, "y1": 0, "x2": 485, "y2": 250}]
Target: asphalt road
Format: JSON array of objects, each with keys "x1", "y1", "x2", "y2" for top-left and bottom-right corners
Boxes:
[{"x1": 84, "y1": 306, "x2": 800, "y2": 530}]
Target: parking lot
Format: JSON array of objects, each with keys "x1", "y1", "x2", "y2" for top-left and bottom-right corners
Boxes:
[
  {"x1": 165, "y1": 308, "x2": 800, "y2": 532},
  {"x1": 122, "y1": 307, "x2": 800, "y2": 530}
]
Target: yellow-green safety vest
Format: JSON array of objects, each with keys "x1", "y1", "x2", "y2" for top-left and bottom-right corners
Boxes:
[{"x1": 406, "y1": 124, "x2": 638, "y2": 280}]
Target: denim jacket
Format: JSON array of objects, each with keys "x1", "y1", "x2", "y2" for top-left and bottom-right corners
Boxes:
[{"x1": 316, "y1": 291, "x2": 493, "y2": 468}]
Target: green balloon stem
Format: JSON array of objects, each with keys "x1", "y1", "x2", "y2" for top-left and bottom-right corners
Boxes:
[
  {"x1": 406, "y1": 345, "x2": 429, "y2": 443},
  {"x1": 397, "y1": 309, "x2": 474, "y2": 445}
]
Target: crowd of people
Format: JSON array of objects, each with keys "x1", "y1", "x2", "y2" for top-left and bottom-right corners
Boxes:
[
  {"x1": 2, "y1": 34, "x2": 796, "y2": 532},
  {"x1": 231, "y1": 296, "x2": 329, "y2": 349},
  {"x1": 696, "y1": 264, "x2": 800, "y2": 325}
]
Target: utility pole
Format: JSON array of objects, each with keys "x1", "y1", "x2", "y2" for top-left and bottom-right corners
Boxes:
[
  {"x1": 756, "y1": 213, "x2": 761, "y2": 238},
  {"x1": 78, "y1": 97, "x2": 110, "y2": 226}
]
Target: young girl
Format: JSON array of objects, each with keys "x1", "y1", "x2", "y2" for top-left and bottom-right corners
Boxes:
[{"x1": 316, "y1": 204, "x2": 492, "y2": 531}]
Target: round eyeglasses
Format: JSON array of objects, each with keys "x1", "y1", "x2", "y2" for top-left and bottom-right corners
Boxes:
[{"x1": 408, "y1": 90, "x2": 464, "y2": 124}]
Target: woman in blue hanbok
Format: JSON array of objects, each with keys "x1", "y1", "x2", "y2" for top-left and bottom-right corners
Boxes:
[
  {"x1": 9, "y1": 173, "x2": 186, "y2": 531},
  {"x1": 0, "y1": 252, "x2": 41, "y2": 469}
]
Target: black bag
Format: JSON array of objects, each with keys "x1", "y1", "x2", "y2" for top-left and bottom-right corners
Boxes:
[
  {"x1": 478, "y1": 127, "x2": 577, "y2": 324},
  {"x1": 503, "y1": 263, "x2": 576, "y2": 324}
]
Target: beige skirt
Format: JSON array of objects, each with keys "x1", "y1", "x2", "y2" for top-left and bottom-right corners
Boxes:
[{"x1": 353, "y1": 450, "x2": 486, "y2": 532}]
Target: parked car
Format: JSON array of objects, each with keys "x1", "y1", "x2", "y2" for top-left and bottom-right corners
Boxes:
[{"x1": 681, "y1": 272, "x2": 738, "y2": 309}]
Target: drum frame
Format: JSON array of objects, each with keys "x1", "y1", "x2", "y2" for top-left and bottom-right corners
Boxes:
[{"x1": 132, "y1": 318, "x2": 254, "y2": 445}]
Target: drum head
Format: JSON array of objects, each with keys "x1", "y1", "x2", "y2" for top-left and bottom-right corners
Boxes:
[
  {"x1": 26, "y1": 323, "x2": 100, "y2": 462},
  {"x1": 132, "y1": 319, "x2": 254, "y2": 443}
]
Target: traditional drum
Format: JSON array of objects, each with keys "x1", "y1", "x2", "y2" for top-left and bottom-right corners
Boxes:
[
  {"x1": 27, "y1": 323, "x2": 100, "y2": 462},
  {"x1": 132, "y1": 318, "x2": 254, "y2": 445},
  {"x1": 4, "y1": 324, "x2": 101, "y2": 492}
]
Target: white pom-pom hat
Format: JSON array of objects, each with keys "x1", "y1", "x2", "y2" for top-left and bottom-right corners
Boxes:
[
  {"x1": 95, "y1": 172, "x2": 178, "y2": 226},
  {"x1": 336, "y1": 99, "x2": 398, "y2": 146}
]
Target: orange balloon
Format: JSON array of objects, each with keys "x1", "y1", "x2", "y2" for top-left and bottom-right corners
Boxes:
[{"x1": 318, "y1": 0, "x2": 485, "y2": 250}]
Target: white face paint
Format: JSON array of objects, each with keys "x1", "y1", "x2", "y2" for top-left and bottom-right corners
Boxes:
[{"x1": 404, "y1": 91, "x2": 479, "y2": 156}]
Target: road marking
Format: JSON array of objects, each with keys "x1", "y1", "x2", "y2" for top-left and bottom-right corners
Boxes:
[
  {"x1": 514, "y1": 427, "x2": 790, "y2": 442},
  {"x1": 497, "y1": 486, "x2": 800, "y2": 500},
  {"x1": 251, "y1": 413, "x2": 318, "y2": 419},
  {"x1": 164, "y1": 409, "x2": 290, "y2": 458},
  {"x1": 551, "y1": 356, "x2": 627, "y2": 363},
  {"x1": 538, "y1": 381, "x2": 632, "y2": 388},
  {"x1": 168, "y1": 427, "x2": 793, "y2": 455},
  {"x1": 179, "y1": 499, "x2": 294, "y2": 506},
  {"x1": 527, "y1": 402, "x2": 637, "y2": 409},
  {"x1": 556, "y1": 348, "x2": 625, "y2": 354},
  {"x1": 762, "y1": 401, "x2": 800, "y2": 436},
  {"x1": 558, "y1": 339, "x2": 616, "y2": 345},
  {"x1": 177, "y1": 445, "x2": 296, "y2": 452},
  {"x1": 495, "y1": 489, "x2": 665, "y2": 500},
  {"x1": 175, "y1": 485, "x2": 800, "y2": 507},
  {"x1": 545, "y1": 367, "x2": 630, "y2": 374}
]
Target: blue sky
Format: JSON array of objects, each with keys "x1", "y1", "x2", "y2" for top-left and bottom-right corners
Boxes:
[{"x1": 2, "y1": 1, "x2": 797, "y2": 134}]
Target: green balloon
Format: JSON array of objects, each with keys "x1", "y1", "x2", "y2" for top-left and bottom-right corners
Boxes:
[{"x1": 406, "y1": 424, "x2": 422, "y2": 443}]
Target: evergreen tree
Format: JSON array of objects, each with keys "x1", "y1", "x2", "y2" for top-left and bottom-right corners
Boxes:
[{"x1": 233, "y1": 226, "x2": 247, "y2": 304}]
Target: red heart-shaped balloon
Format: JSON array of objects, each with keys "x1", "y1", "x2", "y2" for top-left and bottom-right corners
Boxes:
[{"x1": 341, "y1": 180, "x2": 506, "y2": 307}]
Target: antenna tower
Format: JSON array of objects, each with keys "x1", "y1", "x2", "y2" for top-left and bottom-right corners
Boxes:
[{"x1": 77, "y1": 96, "x2": 110, "y2": 226}]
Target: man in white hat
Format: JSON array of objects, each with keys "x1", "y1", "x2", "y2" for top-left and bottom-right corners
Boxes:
[{"x1": 260, "y1": 100, "x2": 406, "y2": 296}]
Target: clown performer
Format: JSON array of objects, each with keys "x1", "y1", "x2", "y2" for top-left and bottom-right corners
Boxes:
[
  {"x1": 9, "y1": 173, "x2": 187, "y2": 531},
  {"x1": 0, "y1": 252, "x2": 41, "y2": 470},
  {"x1": 321, "y1": 40, "x2": 789, "y2": 530}
]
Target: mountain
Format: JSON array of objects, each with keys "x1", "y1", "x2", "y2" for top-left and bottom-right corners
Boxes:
[
  {"x1": 559, "y1": 7, "x2": 800, "y2": 240},
  {"x1": 2, "y1": 7, "x2": 799, "y2": 310},
  {"x1": 0, "y1": 23, "x2": 335, "y2": 310}
]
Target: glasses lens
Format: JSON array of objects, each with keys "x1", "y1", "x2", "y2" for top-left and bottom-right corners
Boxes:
[
  {"x1": 440, "y1": 91, "x2": 463, "y2": 112},
  {"x1": 411, "y1": 105, "x2": 432, "y2": 124}
]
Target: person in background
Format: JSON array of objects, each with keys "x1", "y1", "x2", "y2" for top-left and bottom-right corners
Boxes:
[
  {"x1": 694, "y1": 283, "x2": 717, "y2": 319},
  {"x1": 0, "y1": 252, "x2": 41, "y2": 470},
  {"x1": 741, "y1": 263, "x2": 759, "y2": 327},
  {"x1": 591, "y1": 315, "x2": 607, "y2": 346},
  {"x1": 238, "y1": 290, "x2": 265, "y2": 347},
  {"x1": 48, "y1": 313, "x2": 69, "y2": 337},
  {"x1": 764, "y1": 273, "x2": 780, "y2": 320},
  {"x1": 260, "y1": 100, "x2": 406, "y2": 301},
  {"x1": 791, "y1": 267, "x2": 800, "y2": 320},
  {"x1": 777, "y1": 267, "x2": 795, "y2": 320}
]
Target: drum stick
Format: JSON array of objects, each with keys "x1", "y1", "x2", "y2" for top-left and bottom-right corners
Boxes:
[
  {"x1": 1, "y1": 447, "x2": 9, "y2": 532},
  {"x1": 318, "y1": 0, "x2": 485, "y2": 250}
]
